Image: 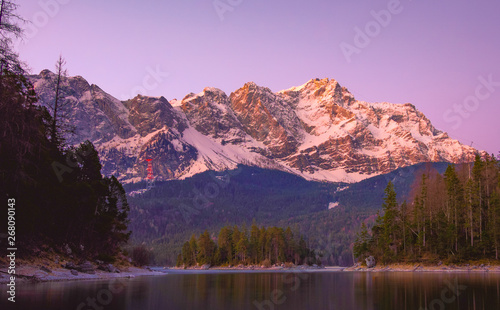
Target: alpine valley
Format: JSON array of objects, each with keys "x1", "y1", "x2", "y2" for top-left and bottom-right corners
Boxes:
[{"x1": 29, "y1": 70, "x2": 481, "y2": 265}]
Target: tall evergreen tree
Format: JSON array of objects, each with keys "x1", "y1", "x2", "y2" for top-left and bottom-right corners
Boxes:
[
  {"x1": 249, "y1": 223, "x2": 260, "y2": 264},
  {"x1": 48, "y1": 55, "x2": 72, "y2": 147},
  {"x1": 182, "y1": 241, "x2": 194, "y2": 266},
  {"x1": 0, "y1": 0, "x2": 25, "y2": 79},
  {"x1": 444, "y1": 165, "x2": 463, "y2": 253},
  {"x1": 218, "y1": 226, "x2": 233, "y2": 264},
  {"x1": 189, "y1": 234, "x2": 198, "y2": 265},
  {"x1": 381, "y1": 181, "x2": 399, "y2": 261},
  {"x1": 197, "y1": 230, "x2": 216, "y2": 265},
  {"x1": 236, "y1": 233, "x2": 249, "y2": 263},
  {"x1": 353, "y1": 222, "x2": 371, "y2": 261}
]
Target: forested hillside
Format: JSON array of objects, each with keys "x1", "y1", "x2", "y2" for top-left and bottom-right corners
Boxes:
[
  {"x1": 355, "y1": 155, "x2": 500, "y2": 264},
  {"x1": 125, "y1": 166, "x2": 338, "y2": 264},
  {"x1": 0, "y1": 9, "x2": 130, "y2": 261},
  {"x1": 125, "y1": 163, "x2": 451, "y2": 266}
]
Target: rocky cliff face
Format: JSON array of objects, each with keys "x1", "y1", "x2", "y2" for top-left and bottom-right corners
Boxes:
[{"x1": 29, "y1": 72, "x2": 478, "y2": 183}]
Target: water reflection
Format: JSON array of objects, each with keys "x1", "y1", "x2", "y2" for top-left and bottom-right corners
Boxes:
[{"x1": 1, "y1": 271, "x2": 499, "y2": 309}]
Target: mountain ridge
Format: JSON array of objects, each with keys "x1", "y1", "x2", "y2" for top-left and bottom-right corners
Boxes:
[{"x1": 29, "y1": 71, "x2": 479, "y2": 184}]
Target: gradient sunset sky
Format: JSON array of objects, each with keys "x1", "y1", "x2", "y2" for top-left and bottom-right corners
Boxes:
[{"x1": 16, "y1": 0, "x2": 500, "y2": 154}]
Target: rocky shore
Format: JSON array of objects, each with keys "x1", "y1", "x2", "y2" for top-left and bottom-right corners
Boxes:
[
  {"x1": 171, "y1": 263, "x2": 328, "y2": 271},
  {"x1": 342, "y1": 263, "x2": 500, "y2": 272},
  {"x1": 0, "y1": 261, "x2": 163, "y2": 284},
  {"x1": 2, "y1": 261, "x2": 499, "y2": 285},
  {"x1": 172, "y1": 262, "x2": 500, "y2": 273}
]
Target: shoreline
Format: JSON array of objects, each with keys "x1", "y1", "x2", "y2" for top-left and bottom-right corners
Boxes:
[
  {"x1": 342, "y1": 263, "x2": 500, "y2": 273},
  {"x1": 0, "y1": 265, "x2": 164, "y2": 285},
  {"x1": 165, "y1": 263, "x2": 500, "y2": 273},
  {"x1": 3, "y1": 263, "x2": 500, "y2": 285},
  {"x1": 162, "y1": 266, "x2": 344, "y2": 273}
]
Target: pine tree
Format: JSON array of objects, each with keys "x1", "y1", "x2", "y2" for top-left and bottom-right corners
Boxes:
[
  {"x1": 48, "y1": 55, "x2": 72, "y2": 148},
  {"x1": 419, "y1": 174, "x2": 428, "y2": 250},
  {"x1": 399, "y1": 201, "x2": 408, "y2": 255},
  {"x1": 217, "y1": 226, "x2": 233, "y2": 264},
  {"x1": 176, "y1": 254, "x2": 183, "y2": 267},
  {"x1": 268, "y1": 227, "x2": 285, "y2": 263},
  {"x1": 197, "y1": 230, "x2": 216, "y2": 265},
  {"x1": 232, "y1": 226, "x2": 241, "y2": 262},
  {"x1": 465, "y1": 177, "x2": 475, "y2": 248},
  {"x1": 96, "y1": 176, "x2": 131, "y2": 256},
  {"x1": 472, "y1": 154, "x2": 484, "y2": 247},
  {"x1": 0, "y1": 0, "x2": 25, "y2": 80},
  {"x1": 444, "y1": 165, "x2": 463, "y2": 253},
  {"x1": 489, "y1": 157, "x2": 500, "y2": 259},
  {"x1": 182, "y1": 241, "x2": 193, "y2": 266},
  {"x1": 259, "y1": 227, "x2": 268, "y2": 262},
  {"x1": 353, "y1": 222, "x2": 370, "y2": 261},
  {"x1": 189, "y1": 234, "x2": 198, "y2": 265},
  {"x1": 284, "y1": 227, "x2": 295, "y2": 262},
  {"x1": 236, "y1": 233, "x2": 249, "y2": 263},
  {"x1": 381, "y1": 181, "x2": 399, "y2": 261},
  {"x1": 249, "y1": 223, "x2": 260, "y2": 264}
]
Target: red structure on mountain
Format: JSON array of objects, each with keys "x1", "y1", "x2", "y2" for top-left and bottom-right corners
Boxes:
[{"x1": 146, "y1": 158, "x2": 153, "y2": 180}]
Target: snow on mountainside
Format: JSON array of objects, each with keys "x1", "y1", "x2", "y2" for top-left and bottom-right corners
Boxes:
[{"x1": 29, "y1": 72, "x2": 479, "y2": 183}]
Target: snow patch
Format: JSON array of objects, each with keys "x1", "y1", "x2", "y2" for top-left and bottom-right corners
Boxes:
[{"x1": 328, "y1": 202, "x2": 339, "y2": 209}]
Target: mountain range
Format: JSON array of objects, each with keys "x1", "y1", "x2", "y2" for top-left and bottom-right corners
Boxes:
[
  {"x1": 30, "y1": 70, "x2": 478, "y2": 184},
  {"x1": 28, "y1": 70, "x2": 484, "y2": 265}
]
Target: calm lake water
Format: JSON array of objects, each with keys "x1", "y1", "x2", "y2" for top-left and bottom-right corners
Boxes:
[{"x1": 2, "y1": 270, "x2": 500, "y2": 309}]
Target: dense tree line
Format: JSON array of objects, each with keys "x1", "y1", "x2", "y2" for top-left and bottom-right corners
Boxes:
[
  {"x1": 176, "y1": 224, "x2": 320, "y2": 267},
  {"x1": 1, "y1": 0, "x2": 130, "y2": 261},
  {"x1": 354, "y1": 155, "x2": 500, "y2": 264}
]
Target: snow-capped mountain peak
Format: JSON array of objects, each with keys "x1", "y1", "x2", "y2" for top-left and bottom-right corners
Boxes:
[{"x1": 29, "y1": 71, "x2": 479, "y2": 184}]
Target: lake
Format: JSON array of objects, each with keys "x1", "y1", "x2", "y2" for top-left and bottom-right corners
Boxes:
[{"x1": 2, "y1": 270, "x2": 500, "y2": 309}]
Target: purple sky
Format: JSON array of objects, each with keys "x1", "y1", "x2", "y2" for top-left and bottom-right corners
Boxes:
[{"x1": 16, "y1": 0, "x2": 500, "y2": 154}]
